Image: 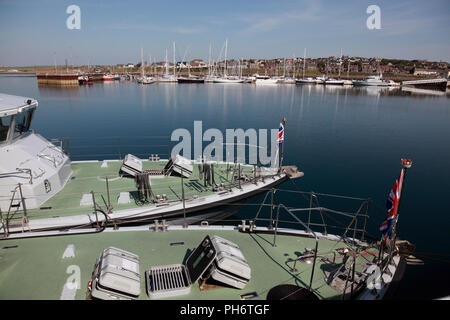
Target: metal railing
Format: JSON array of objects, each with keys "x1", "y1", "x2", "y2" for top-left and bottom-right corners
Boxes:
[
  {"x1": 275, "y1": 204, "x2": 319, "y2": 291},
  {"x1": 251, "y1": 188, "x2": 371, "y2": 242},
  {"x1": 243, "y1": 187, "x2": 373, "y2": 293},
  {"x1": 49, "y1": 135, "x2": 172, "y2": 161},
  {"x1": 0, "y1": 168, "x2": 34, "y2": 184}
]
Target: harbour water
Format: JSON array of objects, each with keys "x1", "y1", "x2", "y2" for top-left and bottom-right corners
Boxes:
[{"x1": 1, "y1": 75, "x2": 449, "y2": 299}]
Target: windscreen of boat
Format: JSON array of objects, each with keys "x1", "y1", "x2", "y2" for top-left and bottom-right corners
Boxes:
[
  {"x1": 0, "y1": 115, "x2": 12, "y2": 143},
  {"x1": 12, "y1": 107, "x2": 35, "y2": 139}
]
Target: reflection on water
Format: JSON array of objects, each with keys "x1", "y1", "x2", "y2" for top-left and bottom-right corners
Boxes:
[{"x1": 400, "y1": 86, "x2": 448, "y2": 97}]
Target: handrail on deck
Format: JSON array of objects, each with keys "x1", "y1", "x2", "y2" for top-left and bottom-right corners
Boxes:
[
  {"x1": 49, "y1": 135, "x2": 172, "y2": 161},
  {"x1": 248, "y1": 187, "x2": 373, "y2": 292},
  {"x1": 252, "y1": 188, "x2": 371, "y2": 242},
  {"x1": 0, "y1": 168, "x2": 33, "y2": 184},
  {"x1": 278, "y1": 204, "x2": 319, "y2": 291}
]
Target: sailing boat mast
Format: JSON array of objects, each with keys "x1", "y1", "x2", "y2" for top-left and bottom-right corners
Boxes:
[
  {"x1": 338, "y1": 48, "x2": 342, "y2": 79},
  {"x1": 302, "y1": 48, "x2": 306, "y2": 79},
  {"x1": 292, "y1": 54, "x2": 296, "y2": 79},
  {"x1": 208, "y1": 43, "x2": 212, "y2": 78},
  {"x1": 165, "y1": 49, "x2": 169, "y2": 77},
  {"x1": 347, "y1": 57, "x2": 350, "y2": 78},
  {"x1": 140, "y1": 47, "x2": 144, "y2": 79},
  {"x1": 239, "y1": 58, "x2": 242, "y2": 79},
  {"x1": 148, "y1": 55, "x2": 152, "y2": 76},
  {"x1": 187, "y1": 47, "x2": 191, "y2": 78},
  {"x1": 224, "y1": 38, "x2": 228, "y2": 77},
  {"x1": 173, "y1": 42, "x2": 176, "y2": 78}
]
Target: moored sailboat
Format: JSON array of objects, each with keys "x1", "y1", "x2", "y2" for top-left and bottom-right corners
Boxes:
[
  {"x1": 177, "y1": 47, "x2": 205, "y2": 83},
  {"x1": 213, "y1": 39, "x2": 244, "y2": 84},
  {"x1": 296, "y1": 49, "x2": 317, "y2": 85}
]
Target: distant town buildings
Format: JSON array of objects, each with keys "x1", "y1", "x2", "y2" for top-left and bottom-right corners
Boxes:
[
  {"x1": 127, "y1": 56, "x2": 448, "y2": 78},
  {"x1": 8, "y1": 55, "x2": 446, "y2": 78}
]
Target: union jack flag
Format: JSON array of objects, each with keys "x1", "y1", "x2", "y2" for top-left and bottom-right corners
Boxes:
[
  {"x1": 380, "y1": 218, "x2": 394, "y2": 242},
  {"x1": 386, "y1": 179, "x2": 400, "y2": 220},
  {"x1": 380, "y1": 171, "x2": 403, "y2": 241},
  {"x1": 277, "y1": 123, "x2": 284, "y2": 145}
]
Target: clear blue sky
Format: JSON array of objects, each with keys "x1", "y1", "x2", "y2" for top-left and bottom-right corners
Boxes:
[{"x1": 1, "y1": 0, "x2": 449, "y2": 66}]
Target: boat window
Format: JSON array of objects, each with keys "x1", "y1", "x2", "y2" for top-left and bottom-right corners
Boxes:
[
  {"x1": 12, "y1": 108, "x2": 35, "y2": 139},
  {"x1": 0, "y1": 115, "x2": 12, "y2": 143}
]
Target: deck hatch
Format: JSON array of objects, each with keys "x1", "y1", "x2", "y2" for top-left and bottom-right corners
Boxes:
[
  {"x1": 145, "y1": 235, "x2": 251, "y2": 298},
  {"x1": 90, "y1": 247, "x2": 141, "y2": 300}
]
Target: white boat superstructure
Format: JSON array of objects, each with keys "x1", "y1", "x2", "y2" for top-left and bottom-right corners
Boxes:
[
  {"x1": 141, "y1": 76, "x2": 155, "y2": 84},
  {"x1": 158, "y1": 75, "x2": 177, "y2": 82},
  {"x1": 213, "y1": 77, "x2": 244, "y2": 83},
  {"x1": 353, "y1": 73, "x2": 390, "y2": 87},
  {"x1": 279, "y1": 78, "x2": 296, "y2": 84},
  {"x1": 315, "y1": 75, "x2": 328, "y2": 84},
  {"x1": 0, "y1": 94, "x2": 72, "y2": 211},
  {"x1": 324, "y1": 78, "x2": 344, "y2": 85},
  {"x1": 253, "y1": 75, "x2": 278, "y2": 85},
  {"x1": 255, "y1": 78, "x2": 278, "y2": 85},
  {"x1": 342, "y1": 79, "x2": 353, "y2": 85}
]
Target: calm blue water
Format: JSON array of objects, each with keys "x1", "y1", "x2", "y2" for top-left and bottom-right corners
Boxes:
[{"x1": 1, "y1": 75, "x2": 449, "y2": 299}]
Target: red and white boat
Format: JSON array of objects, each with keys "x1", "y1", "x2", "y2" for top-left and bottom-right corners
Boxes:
[{"x1": 102, "y1": 74, "x2": 115, "y2": 81}]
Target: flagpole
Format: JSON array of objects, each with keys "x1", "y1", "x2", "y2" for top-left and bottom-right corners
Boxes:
[
  {"x1": 389, "y1": 159, "x2": 412, "y2": 242},
  {"x1": 387, "y1": 159, "x2": 412, "y2": 262},
  {"x1": 279, "y1": 117, "x2": 286, "y2": 170}
]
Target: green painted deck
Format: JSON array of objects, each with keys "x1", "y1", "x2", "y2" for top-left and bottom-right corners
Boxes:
[
  {"x1": 0, "y1": 227, "x2": 378, "y2": 300},
  {"x1": 8, "y1": 160, "x2": 253, "y2": 222}
]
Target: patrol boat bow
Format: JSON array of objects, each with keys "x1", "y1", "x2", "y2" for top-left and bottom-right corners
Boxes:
[{"x1": 0, "y1": 93, "x2": 302, "y2": 234}]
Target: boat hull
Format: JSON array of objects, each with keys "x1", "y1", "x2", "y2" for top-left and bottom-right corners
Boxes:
[
  {"x1": 295, "y1": 80, "x2": 316, "y2": 84},
  {"x1": 6, "y1": 173, "x2": 290, "y2": 232},
  {"x1": 177, "y1": 78, "x2": 205, "y2": 84},
  {"x1": 255, "y1": 79, "x2": 278, "y2": 85},
  {"x1": 324, "y1": 80, "x2": 344, "y2": 85},
  {"x1": 113, "y1": 175, "x2": 289, "y2": 226},
  {"x1": 353, "y1": 81, "x2": 389, "y2": 87},
  {"x1": 213, "y1": 78, "x2": 244, "y2": 83}
]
